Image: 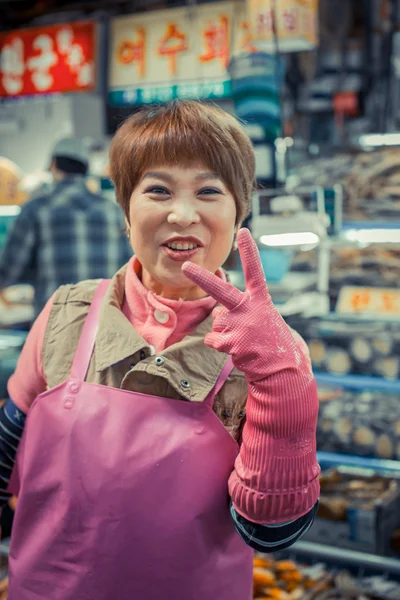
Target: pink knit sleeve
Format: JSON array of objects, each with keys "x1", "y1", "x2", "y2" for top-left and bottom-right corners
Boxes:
[
  {"x1": 182, "y1": 229, "x2": 320, "y2": 525},
  {"x1": 7, "y1": 294, "x2": 55, "y2": 414}
]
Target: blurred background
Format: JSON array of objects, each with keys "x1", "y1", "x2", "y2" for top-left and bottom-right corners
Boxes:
[{"x1": 1, "y1": 0, "x2": 400, "y2": 597}]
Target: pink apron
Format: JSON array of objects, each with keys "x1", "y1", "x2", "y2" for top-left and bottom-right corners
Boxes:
[{"x1": 8, "y1": 280, "x2": 254, "y2": 599}]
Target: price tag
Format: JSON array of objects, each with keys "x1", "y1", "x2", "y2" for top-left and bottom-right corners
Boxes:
[
  {"x1": 337, "y1": 286, "x2": 400, "y2": 319},
  {"x1": 333, "y1": 91, "x2": 359, "y2": 117}
]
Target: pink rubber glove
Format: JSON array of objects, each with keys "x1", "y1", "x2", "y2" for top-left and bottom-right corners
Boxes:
[{"x1": 182, "y1": 228, "x2": 320, "y2": 524}]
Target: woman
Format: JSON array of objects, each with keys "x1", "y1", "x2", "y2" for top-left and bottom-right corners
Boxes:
[{"x1": 0, "y1": 101, "x2": 320, "y2": 599}]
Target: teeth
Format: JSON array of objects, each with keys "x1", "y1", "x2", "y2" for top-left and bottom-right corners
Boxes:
[{"x1": 167, "y1": 242, "x2": 197, "y2": 251}]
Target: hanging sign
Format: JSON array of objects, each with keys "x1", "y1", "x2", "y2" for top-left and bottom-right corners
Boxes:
[
  {"x1": 337, "y1": 286, "x2": 400, "y2": 319},
  {"x1": 109, "y1": 1, "x2": 318, "y2": 106},
  {"x1": 109, "y1": 2, "x2": 242, "y2": 106},
  {"x1": 246, "y1": 0, "x2": 319, "y2": 52},
  {"x1": 228, "y1": 52, "x2": 284, "y2": 135},
  {"x1": 0, "y1": 158, "x2": 26, "y2": 205},
  {"x1": 0, "y1": 21, "x2": 96, "y2": 98}
]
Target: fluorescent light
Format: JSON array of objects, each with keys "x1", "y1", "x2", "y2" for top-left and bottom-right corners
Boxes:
[
  {"x1": 344, "y1": 228, "x2": 400, "y2": 244},
  {"x1": 0, "y1": 205, "x2": 21, "y2": 217},
  {"x1": 359, "y1": 133, "x2": 400, "y2": 147},
  {"x1": 260, "y1": 232, "x2": 320, "y2": 247}
]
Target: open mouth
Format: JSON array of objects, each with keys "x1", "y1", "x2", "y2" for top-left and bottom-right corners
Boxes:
[
  {"x1": 164, "y1": 242, "x2": 199, "y2": 251},
  {"x1": 161, "y1": 239, "x2": 202, "y2": 262}
]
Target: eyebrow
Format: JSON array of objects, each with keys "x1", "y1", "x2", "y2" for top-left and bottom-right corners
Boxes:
[
  {"x1": 142, "y1": 171, "x2": 174, "y2": 183},
  {"x1": 194, "y1": 172, "x2": 223, "y2": 182},
  {"x1": 141, "y1": 171, "x2": 223, "y2": 183}
]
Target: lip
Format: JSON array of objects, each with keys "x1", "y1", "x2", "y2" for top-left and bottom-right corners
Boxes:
[
  {"x1": 162, "y1": 246, "x2": 201, "y2": 262},
  {"x1": 162, "y1": 236, "x2": 204, "y2": 247}
]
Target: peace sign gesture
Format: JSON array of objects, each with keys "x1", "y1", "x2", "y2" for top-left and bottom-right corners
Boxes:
[
  {"x1": 183, "y1": 228, "x2": 269, "y2": 312},
  {"x1": 182, "y1": 228, "x2": 297, "y2": 379}
]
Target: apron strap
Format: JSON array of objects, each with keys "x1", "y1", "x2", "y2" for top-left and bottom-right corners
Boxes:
[
  {"x1": 203, "y1": 357, "x2": 234, "y2": 408},
  {"x1": 70, "y1": 280, "x2": 110, "y2": 382}
]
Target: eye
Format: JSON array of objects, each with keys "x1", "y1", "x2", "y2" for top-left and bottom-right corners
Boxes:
[
  {"x1": 198, "y1": 187, "x2": 222, "y2": 196},
  {"x1": 145, "y1": 185, "x2": 170, "y2": 196}
]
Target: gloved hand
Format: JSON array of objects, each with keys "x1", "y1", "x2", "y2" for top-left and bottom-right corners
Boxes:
[{"x1": 182, "y1": 228, "x2": 320, "y2": 524}]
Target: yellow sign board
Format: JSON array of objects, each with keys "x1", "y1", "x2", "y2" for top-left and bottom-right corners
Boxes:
[
  {"x1": 108, "y1": 0, "x2": 318, "y2": 105},
  {"x1": 246, "y1": 0, "x2": 318, "y2": 51},
  {"x1": 109, "y1": 2, "x2": 240, "y2": 104},
  {"x1": 0, "y1": 158, "x2": 26, "y2": 205},
  {"x1": 337, "y1": 286, "x2": 400, "y2": 319}
]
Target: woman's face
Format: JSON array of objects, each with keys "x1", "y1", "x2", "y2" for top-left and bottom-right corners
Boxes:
[{"x1": 128, "y1": 164, "x2": 237, "y2": 300}]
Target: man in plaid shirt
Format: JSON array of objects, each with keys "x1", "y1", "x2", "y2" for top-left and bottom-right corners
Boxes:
[{"x1": 0, "y1": 138, "x2": 132, "y2": 317}]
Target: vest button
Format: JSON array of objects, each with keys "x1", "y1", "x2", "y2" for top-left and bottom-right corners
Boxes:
[
  {"x1": 154, "y1": 309, "x2": 169, "y2": 324},
  {"x1": 180, "y1": 379, "x2": 190, "y2": 389},
  {"x1": 64, "y1": 396, "x2": 74, "y2": 409},
  {"x1": 155, "y1": 356, "x2": 165, "y2": 366}
]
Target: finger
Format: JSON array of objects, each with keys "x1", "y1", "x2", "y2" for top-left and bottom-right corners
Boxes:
[
  {"x1": 211, "y1": 306, "x2": 229, "y2": 332},
  {"x1": 212, "y1": 306, "x2": 228, "y2": 321},
  {"x1": 182, "y1": 262, "x2": 242, "y2": 310},
  {"x1": 237, "y1": 228, "x2": 266, "y2": 294},
  {"x1": 204, "y1": 332, "x2": 225, "y2": 352}
]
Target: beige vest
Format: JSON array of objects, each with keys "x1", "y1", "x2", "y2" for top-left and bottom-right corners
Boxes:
[{"x1": 42, "y1": 265, "x2": 248, "y2": 441}]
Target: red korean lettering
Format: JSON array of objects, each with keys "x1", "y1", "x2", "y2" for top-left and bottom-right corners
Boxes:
[
  {"x1": 256, "y1": 9, "x2": 273, "y2": 36},
  {"x1": 158, "y1": 23, "x2": 187, "y2": 75},
  {"x1": 381, "y1": 292, "x2": 399, "y2": 313},
  {"x1": 199, "y1": 16, "x2": 230, "y2": 69},
  {"x1": 239, "y1": 21, "x2": 257, "y2": 54},
  {"x1": 7, "y1": 178, "x2": 17, "y2": 202},
  {"x1": 283, "y1": 9, "x2": 298, "y2": 32},
  {"x1": 351, "y1": 290, "x2": 371, "y2": 312},
  {"x1": 116, "y1": 27, "x2": 146, "y2": 77}
]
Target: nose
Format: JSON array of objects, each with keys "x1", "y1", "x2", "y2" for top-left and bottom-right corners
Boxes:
[{"x1": 167, "y1": 198, "x2": 200, "y2": 227}]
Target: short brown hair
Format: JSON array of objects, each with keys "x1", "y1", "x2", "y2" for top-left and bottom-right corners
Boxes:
[{"x1": 109, "y1": 100, "x2": 255, "y2": 224}]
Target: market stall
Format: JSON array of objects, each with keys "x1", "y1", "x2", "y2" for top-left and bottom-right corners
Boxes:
[{"x1": 0, "y1": 0, "x2": 400, "y2": 596}]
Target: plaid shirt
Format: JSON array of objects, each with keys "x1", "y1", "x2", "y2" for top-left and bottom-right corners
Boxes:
[{"x1": 0, "y1": 175, "x2": 132, "y2": 316}]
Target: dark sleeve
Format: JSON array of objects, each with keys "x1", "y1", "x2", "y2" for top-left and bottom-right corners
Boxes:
[
  {"x1": 0, "y1": 399, "x2": 26, "y2": 506},
  {"x1": 231, "y1": 501, "x2": 319, "y2": 553}
]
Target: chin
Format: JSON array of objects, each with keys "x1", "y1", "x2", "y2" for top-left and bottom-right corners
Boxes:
[{"x1": 162, "y1": 269, "x2": 190, "y2": 288}]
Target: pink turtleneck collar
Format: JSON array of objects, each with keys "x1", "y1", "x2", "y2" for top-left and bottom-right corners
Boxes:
[{"x1": 122, "y1": 256, "x2": 222, "y2": 353}]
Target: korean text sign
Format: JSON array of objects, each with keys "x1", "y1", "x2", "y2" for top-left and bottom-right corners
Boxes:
[
  {"x1": 108, "y1": 0, "x2": 319, "y2": 106},
  {"x1": 0, "y1": 21, "x2": 96, "y2": 98},
  {"x1": 109, "y1": 2, "x2": 239, "y2": 105},
  {"x1": 337, "y1": 286, "x2": 400, "y2": 320},
  {"x1": 247, "y1": 0, "x2": 318, "y2": 51}
]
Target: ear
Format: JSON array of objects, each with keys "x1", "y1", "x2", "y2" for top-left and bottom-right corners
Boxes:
[
  {"x1": 232, "y1": 224, "x2": 241, "y2": 251},
  {"x1": 234, "y1": 223, "x2": 242, "y2": 238}
]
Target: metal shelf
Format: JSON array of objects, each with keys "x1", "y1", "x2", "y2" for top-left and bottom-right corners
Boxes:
[
  {"x1": 286, "y1": 541, "x2": 400, "y2": 579},
  {"x1": 317, "y1": 451, "x2": 400, "y2": 473},
  {"x1": 342, "y1": 221, "x2": 400, "y2": 231},
  {"x1": 314, "y1": 371, "x2": 400, "y2": 393}
]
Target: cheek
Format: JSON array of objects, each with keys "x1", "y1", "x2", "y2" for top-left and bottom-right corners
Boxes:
[
  {"x1": 128, "y1": 199, "x2": 161, "y2": 243},
  {"x1": 204, "y1": 202, "x2": 236, "y2": 260},
  {"x1": 210, "y1": 200, "x2": 236, "y2": 237}
]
